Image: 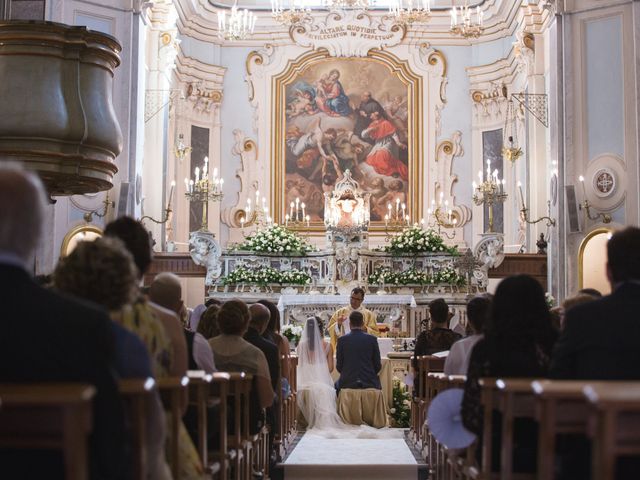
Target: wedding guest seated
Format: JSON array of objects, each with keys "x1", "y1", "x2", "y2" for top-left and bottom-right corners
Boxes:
[
  {"x1": 197, "y1": 303, "x2": 222, "y2": 340},
  {"x1": 444, "y1": 294, "x2": 491, "y2": 376},
  {"x1": 189, "y1": 303, "x2": 207, "y2": 332},
  {"x1": 149, "y1": 272, "x2": 216, "y2": 374},
  {"x1": 551, "y1": 227, "x2": 640, "y2": 480},
  {"x1": 246, "y1": 304, "x2": 280, "y2": 391},
  {"x1": 577, "y1": 287, "x2": 602, "y2": 298},
  {"x1": 104, "y1": 217, "x2": 204, "y2": 479},
  {"x1": 54, "y1": 237, "x2": 171, "y2": 480},
  {"x1": 0, "y1": 164, "x2": 126, "y2": 480},
  {"x1": 462, "y1": 275, "x2": 558, "y2": 473},
  {"x1": 558, "y1": 292, "x2": 598, "y2": 331},
  {"x1": 209, "y1": 299, "x2": 275, "y2": 433},
  {"x1": 258, "y1": 299, "x2": 291, "y2": 381},
  {"x1": 335, "y1": 311, "x2": 382, "y2": 392},
  {"x1": 413, "y1": 298, "x2": 461, "y2": 361}
]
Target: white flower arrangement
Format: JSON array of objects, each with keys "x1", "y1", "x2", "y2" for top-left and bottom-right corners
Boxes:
[
  {"x1": 233, "y1": 224, "x2": 314, "y2": 256},
  {"x1": 367, "y1": 265, "x2": 465, "y2": 286},
  {"x1": 432, "y1": 266, "x2": 466, "y2": 286},
  {"x1": 545, "y1": 292, "x2": 555, "y2": 308},
  {"x1": 390, "y1": 377, "x2": 411, "y2": 427},
  {"x1": 281, "y1": 323, "x2": 303, "y2": 345},
  {"x1": 380, "y1": 226, "x2": 458, "y2": 255},
  {"x1": 221, "y1": 266, "x2": 311, "y2": 286}
]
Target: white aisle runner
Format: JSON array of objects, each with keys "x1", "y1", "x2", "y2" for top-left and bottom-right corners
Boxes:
[{"x1": 283, "y1": 430, "x2": 419, "y2": 480}]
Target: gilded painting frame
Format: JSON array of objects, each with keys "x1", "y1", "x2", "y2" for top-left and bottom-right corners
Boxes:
[{"x1": 272, "y1": 49, "x2": 423, "y2": 231}]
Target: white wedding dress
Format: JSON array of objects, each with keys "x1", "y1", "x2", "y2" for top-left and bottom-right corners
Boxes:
[{"x1": 296, "y1": 317, "x2": 398, "y2": 439}]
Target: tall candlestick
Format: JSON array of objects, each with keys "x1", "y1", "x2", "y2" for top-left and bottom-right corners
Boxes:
[
  {"x1": 579, "y1": 175, "x2": 587, "y2": 198},
  {"x1": 167, "y1": 180, "x2": 175, "y2": 210},
  {"x1": 301, "y1": 202, "x2": 306, "y2": 222},
  {"x1": 306, "y1": 215, "x2": 310, "y2": 227},
  {"x1": 518, "y1": 181, "x2": 525, "y2": 209},
  {"x1": 290, "y1": 201, "x2": 294, "y2": 220}
]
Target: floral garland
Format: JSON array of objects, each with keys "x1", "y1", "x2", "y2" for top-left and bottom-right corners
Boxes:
[
  {"x1": 367, "y1": 265, "x2": 465, "y2": 286},
  {"x1": 232, "y1": 224, "x2": 314, "y2": 255},
  {"x1": 220, "y1": 266, "x2": 311, "y2": 286},
  {"x1": 390, "y1": 377, "x2": 411, "y2": 428},
  {"x1": 380, "y1": 226, "x2": 458, "y2": 255},
  {"x1": 282, "y1": 324, "x2": 303, "y2": 345}
]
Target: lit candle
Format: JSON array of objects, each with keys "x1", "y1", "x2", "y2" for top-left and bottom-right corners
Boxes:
[
  {"x1": 450, "y1": 6, "x2": 456, "y2": 27},
  {"x1": 579, "y1": 175, "x2": 587, "y2": 198},
  {"x1": 184, "y1": 178, "x2": 189, "y2": 193},
  {"x1": 395, "y1": 198, "x2": 400, "y2": 216},
  {"x1": 195, "y1": 166, "x2": 200, "y2": 183},
  {"x1": 384, "y1": 214, "x2": 389, "y2": 227},
  {"x1": 255, "y1": 190, "x2": 260, "y2": 204},
  {"x1": 290, "y1": 201, "x2": 294, "y2": 219},
  {"x1": 517, "y1": 181, "x2": 525, "y2": 209},
  {"x1": 401, "y1": 202, "x2": 406, "y2": 219},
  {"x1": 301, "y1": 202, "x2": 306, "y2": 222},
  {"x1": 306, "y1": 215, "x2": 310, "y2": 227},
  {"x1": 420, "y1": 218, "x2": 425, "y2": 226},
  {"x1": 439, "y1": 191, "x2": 444, "y2": 206},
  {"x1": 167, "y1": 180, "x2": 175, "y2": 210},
  {"x1": 501, "y1": 178, "x2": 506, "y2": 193},
  {"x1": 405, "y1": 214, "x2": 410, "y2": 225},
  {"x1": 472, "y1": 181, "x2": 477, "y2": 193},
  {"x1": 241, "y1": 217, "x2": 245, "y2": 228},
  {"x1": 219, "y1": 178, "x2": 224, "y2": 192},
  {"x1": 486, "y1": 159, "x2": 491, "y2": 181},
  {"x1": 189, "y1": 179, "x2": 194, "y2": 193},
  {"x1": 285, "y1": 214, "x2": 289, "y2": 227}
]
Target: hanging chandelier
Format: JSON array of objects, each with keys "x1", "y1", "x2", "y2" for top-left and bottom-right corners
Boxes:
[
  {"x1": 449, "y1": 0, "x2": 484, "y2": 38},
  {"x1": 325, "y1": 0, "x2": 372, "y2": 13},
  {"x1": 271, "y1": 0, "x2": 312, "y2": 26},
  {"x1": 389, "y1": 0, "x2": 431, "y2": 25},
  {"x1": 217, "y1": 2, "x2": 257, "y2": 41},
  {"x1": 502, "y1": 90, "x2": 522, "y2": 163}
]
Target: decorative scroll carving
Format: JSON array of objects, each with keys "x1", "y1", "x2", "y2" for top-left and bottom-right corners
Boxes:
[
  {"x1": 189, "y1": 230, "x2": 222, "y2": 287},
  {"x1": 473, "y1": 233, "x2": 505, "y2": 288},
  {"x1": 514, "y1": 31, "x2": 536, "y2": 76},
  {"x1": 221, "y1": 130, "x2": 259, "y2": 228},
  {"x1": 290, "y1": 11, "x2": 404, "y2": 57},
  {"x1": 186, "y1": 82, "x2": 222, "y2": 114},
  {"x1": 433, "y1": 131, "x2": 471, "y2": 229},
  {"x1": 471, "y1": 83, "x2": 508, "y2": 122}
]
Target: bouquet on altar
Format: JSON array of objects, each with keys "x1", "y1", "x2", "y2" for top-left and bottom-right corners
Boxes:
[
  {"x1": 390, "y1": 377, "x2": 411, "y2": 428},
  {"x1": 281, "y1": 323, "x2": 303, "y2": 346},
  {"x1": 379, "y1": 226, "x2": 458, "y2": 255},
  {"x1": 232, "y1": 224, "x2": 314, "y2": 256},
  {"x1": 367, "y1": 265, "x2": 465, "y2": 286},
  {"x1": 221, "y1": 265, "x2": 311, "y2": 286}
]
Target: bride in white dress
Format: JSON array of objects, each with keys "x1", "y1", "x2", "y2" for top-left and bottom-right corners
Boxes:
[{"x1": 296, "y1": 316, "x2": 398, "y2": 439}]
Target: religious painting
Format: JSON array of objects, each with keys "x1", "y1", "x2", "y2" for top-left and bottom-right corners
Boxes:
[{"x1": 274, "y1": 52, "x2": 419, "y2": 229}]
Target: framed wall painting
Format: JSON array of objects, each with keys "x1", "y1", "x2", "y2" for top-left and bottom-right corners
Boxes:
[{"x1": 272, "y1": 49, "x2": 422, "y2": 231}]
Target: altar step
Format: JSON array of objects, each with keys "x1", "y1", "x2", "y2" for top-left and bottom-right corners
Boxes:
[{"x1": 276, "y1": 430, "x2": 427, "y2": 480}]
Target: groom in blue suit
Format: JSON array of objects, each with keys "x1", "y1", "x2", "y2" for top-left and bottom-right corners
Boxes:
[{"x1": 335, "y1": 311, "x2": 382, "y2": 392}]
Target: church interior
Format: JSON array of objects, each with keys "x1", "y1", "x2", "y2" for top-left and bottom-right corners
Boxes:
[{"x1": 1, "y1": 0, "x2": 640, "y2": 478}]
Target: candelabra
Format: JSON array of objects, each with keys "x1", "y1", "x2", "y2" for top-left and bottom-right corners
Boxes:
[
  {"x1": 389, "y1": 0, "x2": 431, "y2": 25},
  {"x1": 240, "y1": 189, "x2": 274, "y2": 232},
  {"x1": 516, "y1": 183, "x2": 556, "y2": 227},
  {"x1": 578, "y1": 175, "x2": 612, "y2": 224},
  {"x1": 450, "y1": 0, "x2": 484, "y2": 38},
  {"x1": 325, "y1": 0, "x2": 371, "y2": 12},
  {"x1": 271, "y1": 0, "x2": 311, "y2": 26},
  {"x1": 75, "y1": 191, "x2": 115, "y2": 223},
  {"x1": 473, "y1": 160, "x2": 507, "y2": 233},
  {"x1": 425, "y1": 192, "x2": 457, "y2": 239},
  {"x1": 140, "y1": 181, "x2": 175, "y2": 225},
  {"x1": 286, "y1": 197, "x2": 311, "y2": 229},
  {"x1": 217, "y1": 2, "x2": 256, "y2": 41},
  {"x1": 383, "y1": 198, "x2": 410, "y2": 241},
  {"x1": 184, "y1": 156, "x2": 224, "y2": 232}
]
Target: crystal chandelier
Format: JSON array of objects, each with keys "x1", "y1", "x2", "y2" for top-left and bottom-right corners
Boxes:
[
  {"x1": 325, "y1": 0, "x2": 372, "y2": 13},
  {"x1": 389, "y1": 0, "x2": 431, "y2": 25},
  {"x1": 271, "y1": 0, "x2": 312, "y2": 26},
  {"x1": 450, "y1": 0, "x2": 484, "y2": 38},
  {"x1": 217, "y1": 2, "x2": 257, "y2": 41}
]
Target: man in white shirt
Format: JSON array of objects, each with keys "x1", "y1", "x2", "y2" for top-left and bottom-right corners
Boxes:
[
  {"x1": 444, "y1": 294, "x2": 492, "y2": 376},
  {"x1": 328, "y1": 287, "x2": 380, "y2": 352}
]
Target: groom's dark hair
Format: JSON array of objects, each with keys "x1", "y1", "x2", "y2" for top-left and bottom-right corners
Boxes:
[{"x1": 349, "y1": 311, "x2": 364, "y2": 328}]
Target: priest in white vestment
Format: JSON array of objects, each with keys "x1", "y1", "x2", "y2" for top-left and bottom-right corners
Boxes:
[{"x1": 328, "y1": 287, "x2": 379, "y2": 353}]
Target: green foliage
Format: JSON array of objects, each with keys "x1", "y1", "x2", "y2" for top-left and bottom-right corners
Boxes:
[{"x1": 390, "y1": 377, "x2": 412, "y2": 428}]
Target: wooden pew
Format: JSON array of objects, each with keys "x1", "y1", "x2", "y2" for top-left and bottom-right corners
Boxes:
[
  {"x1": 209, "y1": 372, "x2": 231, "y2": 479},
  {"x1": 227, "y1": 372, "x2": 253, "y2": 480},
  {"x1": 531, "y1": 380, "x2": 590, "y2": 479},
  {"x1": 495, "y1": 378, "x2": 538, "y2": 480},
  {"x1": 411, "y1": 355, "x2": 445, "y2": 448},
  {"x1": 0, "y1": 383, "x2": 95, "y2": 480},
  {"x1": 118, "y1": 377, "x2": 156, "y2": 480},
  {"x1": 157, "y1": 376, "x2": 190, "y2": 480},
  {"x1": 584, "y1": 382, "x2": 640, "y2": 480}
]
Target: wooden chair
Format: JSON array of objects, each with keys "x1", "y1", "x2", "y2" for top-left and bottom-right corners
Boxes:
[
  {"x1": 118, "y1": 377, "x2": 156, "y2": 480},
  {"x1": 495, "y1": 378, "x2": 538, "y2": 480},
  {"x1": 0, "y1": 383, "x2": 95, "y2": 480},
  {"x1": 227, "y1": 372, "x2": 253, "y2": 480},
  {"x1": 209, "y1": 372, "x2": 231, "y2": 479},
  {"x1": 531, "y1": 380, "x2": 590, "y2": 479},
  {"x1": 584, "y1": 382, "x2": 640, "y2": 480},
  {"x1": 157, "y1": 376, "x2": 190, "y2": 480}
]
